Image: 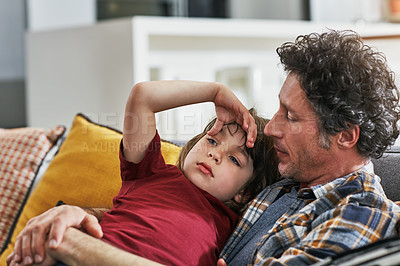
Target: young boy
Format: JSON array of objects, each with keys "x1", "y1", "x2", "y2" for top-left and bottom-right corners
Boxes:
[
  {"x1": 8, "y1": 80, "x2": 279, "y2": 266},
  {"x1": 97, "y1": 80, "x2": 278, "y2": 265}
]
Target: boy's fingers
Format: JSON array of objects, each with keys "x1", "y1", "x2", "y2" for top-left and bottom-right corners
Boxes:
[
  {"x1": 217, "y1": 258, "x2": 227, "y2": 266},
  {"x1": 82, "y1": 215, "x2": 103, "y2": 239},
  {"x1": 47, "y1": 223, "x2": 65, "y2": 249},
  {"x1": 243, "y1": 114, "x2": 256, "y2": 148},
  {"x1": 6, "y1": 252, "x2": 14, "y2": 264},
  {"x1": 31, "y1": 226, "x2": 47, "y2": 263},
  {"x1": 13, "y1": 232, "x2": 24, "y2": 263},
  {"x1": 21, "y1": 233, "x2": 33, "y2": 265},
  {"x1": 207, "y1": 119, "x2": 224, "y2": 136}
]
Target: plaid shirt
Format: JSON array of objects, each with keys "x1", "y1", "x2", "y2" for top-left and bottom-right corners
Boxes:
[{"x1": 220, "y1": 162, "x2": 400, "y2": 265}]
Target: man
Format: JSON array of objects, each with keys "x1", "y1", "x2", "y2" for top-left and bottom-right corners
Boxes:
[
  {"x1": 218, "y1": 30, "x2": 400, "y2": 265},
  {"x1": 8, "y1": 30, "x2": 400, "y2": 265}
]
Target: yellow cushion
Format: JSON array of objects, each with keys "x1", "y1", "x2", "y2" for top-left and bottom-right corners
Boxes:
[{"x1": 0, "y1": 114, "x2": 181, "y2": 264}]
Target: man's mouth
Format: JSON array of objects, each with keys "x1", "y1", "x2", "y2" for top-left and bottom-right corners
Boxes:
[
  {"x1": 197, "y1": 162, "x2": 214, "y2": 177},
  {"x1": 274, "y1": 144, "x2": 288, "y2": 158}
]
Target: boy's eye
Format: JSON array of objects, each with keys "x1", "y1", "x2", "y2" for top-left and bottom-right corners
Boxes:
[
  {"x1": 229, "y1": 156, "x2": 240, "y2": 166},
  {"x1": 207, "y1": 138, "x2": 217, "y2": 145}
]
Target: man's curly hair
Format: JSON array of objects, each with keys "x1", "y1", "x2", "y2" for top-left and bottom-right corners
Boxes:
[{"x1": 277, "y1": 30, "x2": 400, "y2": 159}]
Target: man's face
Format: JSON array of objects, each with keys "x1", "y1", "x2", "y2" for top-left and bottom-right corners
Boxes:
[{"x1": 264, "y1": 73, "x2": 336, "y2": 187}]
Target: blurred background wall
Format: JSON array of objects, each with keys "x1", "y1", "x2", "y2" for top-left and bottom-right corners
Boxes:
[
  {"x1": 0, "y1": 1, "x2": 26, "y2": 128},
  {"x1": 0, "y1": 0, "x2": 398, "y2": 129}
]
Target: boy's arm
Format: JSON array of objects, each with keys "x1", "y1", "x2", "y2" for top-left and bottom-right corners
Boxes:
[{"x1": 123, "y1": 80, "x2": 256, "y2": 163}]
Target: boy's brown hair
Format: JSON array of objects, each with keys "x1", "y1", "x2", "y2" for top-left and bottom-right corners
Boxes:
[{"x1": 177, "y1": 108, "x2": 280, "y2": 214}]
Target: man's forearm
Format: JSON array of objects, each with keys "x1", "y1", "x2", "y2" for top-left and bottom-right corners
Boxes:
[{"x1": 48, "y1": 227, "x2": 162, "y2": 266}]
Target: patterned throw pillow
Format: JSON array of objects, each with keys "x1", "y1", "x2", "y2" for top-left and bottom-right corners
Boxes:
[{"x1": 0, "y1": 126, "x2": 65, "y2": 252}]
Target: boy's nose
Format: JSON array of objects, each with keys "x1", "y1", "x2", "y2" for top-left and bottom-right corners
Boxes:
[{"x1": 208, "y1": 150, "x2": 222, "y2": 164}]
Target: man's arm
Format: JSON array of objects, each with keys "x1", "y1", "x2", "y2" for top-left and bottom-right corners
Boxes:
[
  {"x1": 48, "y1": 227, "x2": 161, "y2": 266},
  {"x1": 7, "y1": 205, "x2": 108, "y2": 265}
]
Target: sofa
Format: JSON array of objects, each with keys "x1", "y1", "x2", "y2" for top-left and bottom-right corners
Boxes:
[
  {"x1": 0, "y1": 113, "x2": 399, "y2": 265},
  {"x1": 371, "y1": 146, "x2": 400, "y2": 202}
]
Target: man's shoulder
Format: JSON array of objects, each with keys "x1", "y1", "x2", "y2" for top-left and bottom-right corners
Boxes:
[
  {"x1": 309, "y1": 169, "x2": 395, "y2": 210},
  {"x1": 328, "y1": 170, "x2": 400, "y2": 212}
]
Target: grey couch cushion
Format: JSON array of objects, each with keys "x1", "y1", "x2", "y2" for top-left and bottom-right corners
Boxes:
[{"x1": 372, "y1": 146, "x2": 400, "y2": 202}]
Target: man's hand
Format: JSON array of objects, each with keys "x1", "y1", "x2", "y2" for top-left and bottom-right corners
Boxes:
[
  {"x1": 49, "y1": 228, "x2": 162, "y2": 266},
  {"x1": 208, "y1": 83, "x2": 256, "y2": 148},
  {"x1": 7, "y1": 205, "x2": 103, "y2": 265}
]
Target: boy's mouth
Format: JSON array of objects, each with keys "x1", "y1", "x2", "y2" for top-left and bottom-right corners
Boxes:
[{"x1": 197, "y1": 162, "x2": 214, "y2": 177}]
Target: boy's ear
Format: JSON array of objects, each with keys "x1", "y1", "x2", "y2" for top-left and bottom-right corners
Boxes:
[
  {"x1": 234, "y1": 189, "x2": 250, "y2": 204},
  {"x1": 337, "y1": 123, "x2": 359, "y2": 149}
]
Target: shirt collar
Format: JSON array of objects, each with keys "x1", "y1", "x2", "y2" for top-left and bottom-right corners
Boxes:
[{"x1": 302, "y1": 161, "x2": 375, "y2": 199}]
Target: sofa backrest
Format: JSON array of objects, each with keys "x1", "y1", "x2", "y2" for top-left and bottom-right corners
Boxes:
[{"x1": 372, "y1": 146, "x2": 400, "y2": 202}]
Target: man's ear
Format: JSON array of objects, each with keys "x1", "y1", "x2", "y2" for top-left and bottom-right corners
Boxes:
[
  {"x1": 337, "y1": 123, "x2": 360, "y2": 149},
  {"x1": 234, "y1": 189, "x2": 250, "y2": 204}
]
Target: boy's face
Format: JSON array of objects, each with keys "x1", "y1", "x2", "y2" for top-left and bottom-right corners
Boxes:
[{"x1": 183, "y1": 124, "x2": 254, "y2": 203}]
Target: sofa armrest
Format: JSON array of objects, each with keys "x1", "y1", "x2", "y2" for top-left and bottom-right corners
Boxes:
[{"x1": 372, "y1": 146, "x2": 400, "y2": 202}]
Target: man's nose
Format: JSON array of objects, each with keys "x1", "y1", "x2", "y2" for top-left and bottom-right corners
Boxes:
[{"x1": 264, "y1": 113, "x2": 282, "y2": 138}]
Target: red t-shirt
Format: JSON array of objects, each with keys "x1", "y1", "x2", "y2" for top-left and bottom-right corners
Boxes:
[{"x1": 100, "y1": 133, "x2": 238, "y2": 265}]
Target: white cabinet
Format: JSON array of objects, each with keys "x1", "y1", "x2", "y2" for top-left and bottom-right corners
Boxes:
[{"x1": 26, "y1": 16, "x2": 400, "y2": 141}]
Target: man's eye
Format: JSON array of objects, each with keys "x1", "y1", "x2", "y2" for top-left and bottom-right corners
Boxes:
[
  {"x1": 229, "y1": 156, "x2": 240, "y2": 166},
  {"x1": 207, "y1": 138, "x2": 217, "y2": 145},
  {"x1": 286, "y1": 114, "x2": 295, "y2": 122}
]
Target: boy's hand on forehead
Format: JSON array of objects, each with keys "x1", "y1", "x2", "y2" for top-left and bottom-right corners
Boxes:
[
  {"x1": 208, "y1": 85, "x2": 256, "y2": 148},
  {"x1": 208, "y1": 112, "x2": 256, "y2": 148}
]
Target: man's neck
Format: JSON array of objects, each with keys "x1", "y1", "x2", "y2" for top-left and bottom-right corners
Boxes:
[{"x1": 300, "y1": 156, "x2": 369, "y2": 189}]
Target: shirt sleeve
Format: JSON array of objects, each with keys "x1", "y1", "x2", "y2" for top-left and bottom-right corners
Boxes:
[
  {"x1": 253, "y1": 197, "x2": 400, "y2": 265},
  {"x1": 119, "y1": 131, "x2": 166, "y2": 182}
]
